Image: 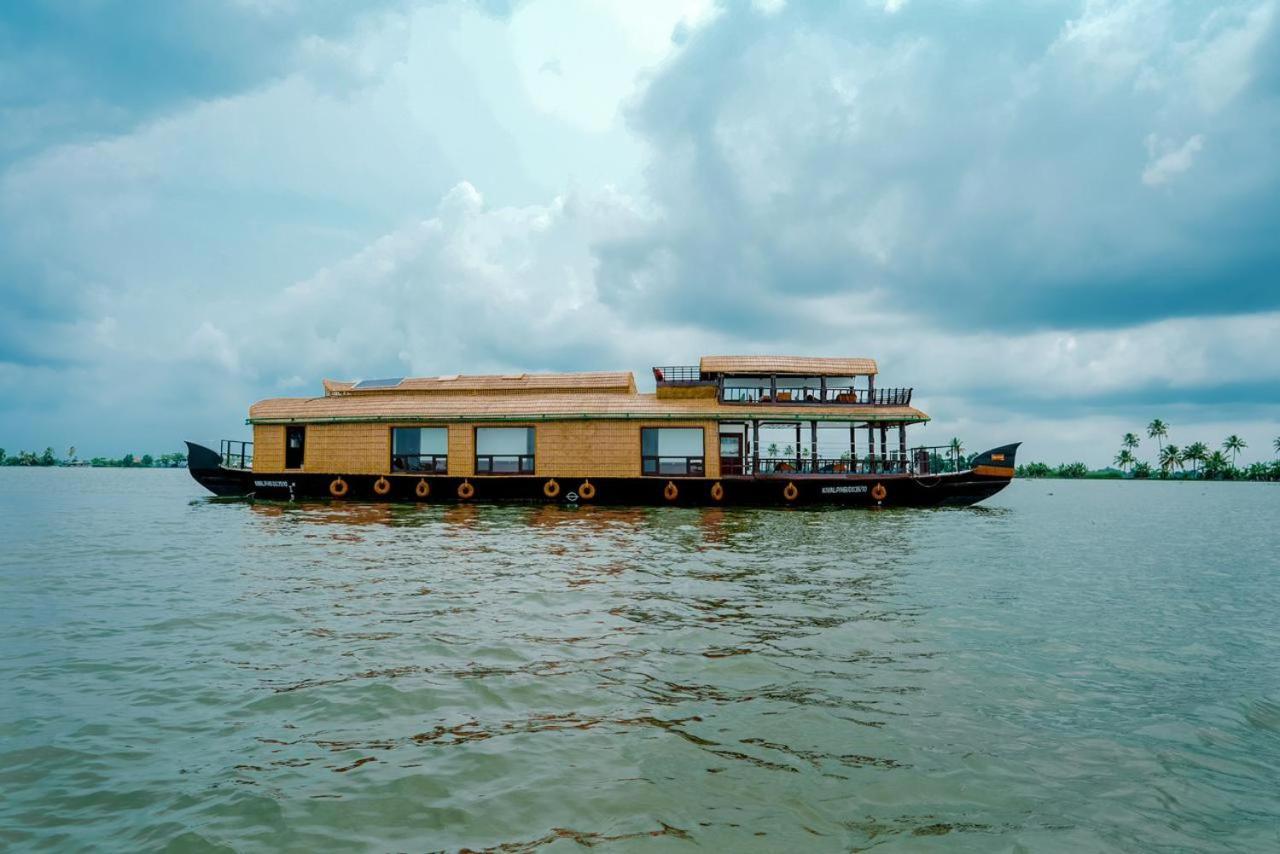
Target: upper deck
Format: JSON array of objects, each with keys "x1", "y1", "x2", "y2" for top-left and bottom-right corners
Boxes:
[
  {"x1": 247, "y1": 357, "x2": 926, "y2": 425},
  {"x1": 652, "y1": 355, "x2": 911, "y2": 407}
]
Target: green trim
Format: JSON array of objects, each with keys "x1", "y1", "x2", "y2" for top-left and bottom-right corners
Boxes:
[{"x1": 247, "y1": 412, "x2": 930, "y2": 426}]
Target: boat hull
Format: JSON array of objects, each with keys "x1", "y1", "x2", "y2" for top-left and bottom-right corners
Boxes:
[{"x1": 186, "y1": 443, "x2": 1019, "y2": 508}]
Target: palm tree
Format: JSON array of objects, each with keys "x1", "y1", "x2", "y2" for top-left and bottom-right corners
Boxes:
[
  {"x1": 1114, "y1": 449, "x2": 1136, "y2": 473},
  {"x1": 1183, "y1": 442, "x2": 1208, "y2": 478},
  {"x1": 949, "y1": 437, "x2": 964, "y2": 473},
  {"x1": 1274, "y1": 436, "x2": 1280, "y2": 456},
  {"x1": 1223, "y1": 435, "x2": 1246, "y2": 468},
  {"x1": 1122, "y1": 432, "x2": 1140, "y2": 452},
  {"x1": 1158, "y1": 444, "x2": 1181, "y2": 477},
  {"x1": 1147, "y1": 419, "x2": 1168, "y2": 454},
  {"x1": 67, "y1": 446, "x2": 77, "y2": 462},
  {"x1": 1204, "y1": 450, "x2": 1229, "y2": 479}
]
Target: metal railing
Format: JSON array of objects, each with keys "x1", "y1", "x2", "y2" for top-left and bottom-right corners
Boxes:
[
  {"x1": 719, "y1": 386, "x2": 913, "y2": 406},
  {"x1": 652, "y1": 365, "x2": 704, "y2": 384},
  {"x1": 391, "y1": 454, "x2": 448, "y2": 474},
  {"x1": 220, "y1": 440, "x2": 253, "y2": 470},
  {"x1": 754, "y1": 456, "x2": 908, "y2": 475},
  {"x1": 642, "y1": 455, "x2": 706, "y2": 476},
  {"x1": 721, "y1": 385, "x2": 773, "y2": 403},
  {"x1": 874, "y1": 388, "x2": 913, "y2": 405},
  {"x1": 475, "y1": 454, "x2": 535, "y2": 474}
]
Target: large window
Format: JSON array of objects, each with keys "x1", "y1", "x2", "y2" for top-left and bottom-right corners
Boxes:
[
  {"x1": 641, "y1": 427, "x2": 705, "y2": 476},
  {"x1": 475, "y1": 427, "x2": 535, "y2": 474},
  {"x1": 392, "y1": 427, "x2": 448, "y2": 473}
]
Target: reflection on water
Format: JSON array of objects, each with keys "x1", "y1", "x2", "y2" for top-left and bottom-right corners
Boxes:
[{"x1": 2, "y1": 471, "x2": 1279, "y2": 852}]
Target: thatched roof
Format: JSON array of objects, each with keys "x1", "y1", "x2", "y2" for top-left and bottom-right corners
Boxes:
[
  {"x1": 699, "y1": 355, "x2": 877, "y2": 376},
  {"x1": 249, "y1": 392, "x2": 927, "y2": 425}
]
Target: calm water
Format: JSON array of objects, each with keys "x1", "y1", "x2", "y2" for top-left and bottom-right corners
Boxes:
[{"x1": 1, "y1": 470, "x2": 1278, "y2": 852}]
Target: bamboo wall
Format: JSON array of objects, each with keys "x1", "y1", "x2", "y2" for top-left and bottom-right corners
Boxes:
[
  {"x1": 253, "y1": 419, "x2": 720, "y2": 478},
  {"x1": 252, "y1": 424, "x2": 284, "y2": 472},
  {"x1": 304, "y1": 423, "x2": 391, "y2": 474}
]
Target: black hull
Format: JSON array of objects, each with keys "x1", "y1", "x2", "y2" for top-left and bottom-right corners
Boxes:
[{"x1": 186, "y1": 443, "x2": 1019, "y2": 508}]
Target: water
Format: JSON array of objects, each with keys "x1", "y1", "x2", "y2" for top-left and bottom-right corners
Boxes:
[{"x1": 1, "y1": 470, "x2": 1278, "y2": 852}]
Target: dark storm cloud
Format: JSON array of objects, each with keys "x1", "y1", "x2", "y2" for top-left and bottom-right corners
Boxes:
[{"x1": 594, "y1": 0, "x2": 1280, "y2": 334}]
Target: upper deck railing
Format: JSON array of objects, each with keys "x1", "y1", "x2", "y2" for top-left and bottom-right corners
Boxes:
[{"x1": 651, "y1": 365, "x2": 705, "y2": 384}]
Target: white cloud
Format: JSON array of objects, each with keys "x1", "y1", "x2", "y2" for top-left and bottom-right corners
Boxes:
[{"x1": 1142, "y1": 133, "x2": 1205, "y2": 186}]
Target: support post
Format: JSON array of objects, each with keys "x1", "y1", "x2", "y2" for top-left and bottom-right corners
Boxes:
[
  {"x1": 868, "y1": 373, "x2": 875, "y2": 405},
  {"x1": 880, "y1": 426, "x2": 887, "y2": 472},
  {"x1": 795, "y1": 422, "x2": 802, "y2": 471},
  {"x1": 752, "y1": 420, "x2": 760, "y2": 474},
  {"x1": 898, "y1": 423, "x2": 907, "y2": 473},
  {"x1": 867, "y1": 423, "x2": 876, "y2": 471},
  {"x1": 811, "y1": 421, "x2": 818, "y2": 471},
  {"x1": 849, "y1": 423, "x2": 856, "y2": 473}
]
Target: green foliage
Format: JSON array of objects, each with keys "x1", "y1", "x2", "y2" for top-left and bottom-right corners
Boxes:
[
  {"x1": 1014, "y1": 419, "x2": 1279, "y2": 482},
  {"x1": 0, "y1": 449, "x2": 187, "y2": 467},
  {"x1": 1016, "y1": 462, "x2": 1053, "y2": 478}
]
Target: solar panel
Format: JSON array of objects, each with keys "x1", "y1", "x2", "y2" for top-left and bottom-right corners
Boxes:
[{"x1": 353, "y1": 377, "x2": 404, "y2": 389}]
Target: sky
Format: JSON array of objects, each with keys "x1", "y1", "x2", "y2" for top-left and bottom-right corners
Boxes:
[{"x1": 1, "y1": 0, "x2": 1278, "y2": 467}]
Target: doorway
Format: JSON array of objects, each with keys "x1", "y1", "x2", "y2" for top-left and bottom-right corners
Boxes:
[
  {"x1": 285, "y1": 426, "x2": 305, "y2": 469},
  {"x1": 719, "y1": 433, "x2": 744, "y2": 476}
]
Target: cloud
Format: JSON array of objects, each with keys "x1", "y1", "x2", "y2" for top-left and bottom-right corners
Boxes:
[
  {"x1": 1142, "y1": 134, "x2": 1205, "y2": 187},
  {"x1": 0, "y1": 2, "x2": 417, "y2": 159},
  {"x1": 592, "y1": 0, "x2": 1280, "y2": 333},
  {"x1": 2, "y1": 0, "x2": 1279, "y2": 465}
]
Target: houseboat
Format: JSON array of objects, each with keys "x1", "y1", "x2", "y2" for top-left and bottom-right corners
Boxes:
[{"x1": 187, "y1": 356, "x2": 1018, "y2": 507}]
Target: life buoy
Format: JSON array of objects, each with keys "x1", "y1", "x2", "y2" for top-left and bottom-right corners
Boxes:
[
  {"x1": 578, "y1": 481, "x2": 596, "y2": 500},
  {"x1": 373, "y1": 476, "x2": 391, "y2": 496},
  {"x1": 783, "y1": 482, "x2": 799, "y2": 502},
  {"x1": 543, "y1": 479, "x2": 560, "y2": 498},
  {"x1": 871, "y1": 482, "x2": 887, "y2": 502},
  {"x1": 457, "y1": 480, "x2": 475, "y2": 500},
  {"x1": 710, "y1": 482, "x2": 724, "y2": 502},
  {"x1": 663, "y1": 481, "x2": 679, "y2": 501},
  {"x1": 415, "y1": 478, "x2": 430, "y2": 499},
  {"x1": 329, "y1": 477, "x2": 348, "y2": 498}
]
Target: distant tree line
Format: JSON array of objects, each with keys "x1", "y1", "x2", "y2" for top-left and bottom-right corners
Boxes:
[
  {"x1": 1016, "y1": 423, "x2": 1280, "y2": 482},
  {"x1": 0, "y1": 447, "x2": 187, "y2": 468}
]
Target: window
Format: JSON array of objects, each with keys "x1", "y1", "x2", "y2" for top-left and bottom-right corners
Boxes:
[
  {"x1": 720, "y1": 375, "x2": 772, "y2": 403},
  {"x1": 392, "y1": 427, "x2": 448, "y2": 473},
  {"x1": 475, "y1": 427, "x2": 535, "y2": 474},
  {"x1": 641, "y1": 427, "x2": 705, "y2": 476}
]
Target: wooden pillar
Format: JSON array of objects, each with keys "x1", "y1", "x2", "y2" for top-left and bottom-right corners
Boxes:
[
  {"x1": 752, "y1": 420, "x2": 760, "y2": 474},
  {"x1": 898, "y1": 422, "x2": 907, "y2": 472},
  {"x1": 770, "y1": 374, "x2": 777, "y2": 402},
  {"x1": 810, "y1": 421, "x2": 819, "y2": 471},
  {"x1": 879, "y1": 425, "x2": 887, "y2": 472},
  {"x1": 849, "y1": 423, "x2": 856, "y2": 472},
  {"x1": 867, "y1": 373, "x2": 875, "y2": 405},
  {"x1": 867, "y1": 423, "x2": 876, "y2": 471},
  {"x1": 795, "y1": 422, "x2": 802, "y2": 471}
]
